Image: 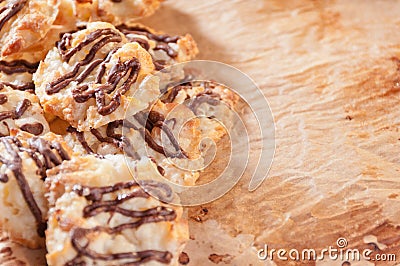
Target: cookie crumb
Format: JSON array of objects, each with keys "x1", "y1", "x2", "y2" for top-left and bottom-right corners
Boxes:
[
  {"x1": 208, "y1": 253, "x2": 233, "y2": 264},
  {"x1": 179, "y1": 252, "x2": 190, "y2": 265}
]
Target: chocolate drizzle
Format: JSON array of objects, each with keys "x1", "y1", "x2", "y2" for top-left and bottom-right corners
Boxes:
[
  {"x1": 57, "y1": 28, "x2": 122, "y2": 63},
  {"x1": 0, "y1": 60, "x2": 38, "y2": 93},
  {"x1": 0, "y1": 93, "x2": 7, "y2": 104},
  {"x1": 0, "y1": 81, "x2": 35, "y2": 92},
  {"x1": 117, "y1": 24, "x2": 180, "y2": 45},
  {"x1": 162, "y1": 81, "x2": 222, "y2": 114},
  {"x1": 47, "y1": 28, "x2": 142, "y2": 116},
  {"x1": 0, "y1": 0, "x2": 27, "y2": 31},
  {"x1": 0, "y1": 60, "x2": 39, "y2": 74},
  {"x1": 117, "y1": 24, "x2": 180, "y2": 69},
  {"x1": 65, "y1": 181, "x2": 175, "y2": 265},
  {"x1": 67, "y1": 126, "x2": 94, "y2": 154},
  {"x1": 68, "y1": 109, "x2": 186, "y2": 161},
  {"x1": 134, "y1": 111, "x2": 187, "y2": 158},
  {"x1": 20, "y1": 122, "x2": 44, "y2": 135},
  {"x1": 0, "y1": 98, "x2": 31, "y2": 122},
  {"x1": 0, "y1": 136, "x2": 70, "y2": 237}
]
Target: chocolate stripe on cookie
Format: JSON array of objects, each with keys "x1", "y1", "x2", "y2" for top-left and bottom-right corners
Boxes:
[
  {"x1": 0, "y1": 94, "x2": 6, "y2": 104},
  {"x1": 57, "y1": 28, "x2": 122, "y2": 63},
  {"x1": 65, "y1": 181, "x2": 175, "y2": 265},
  {"x1": 66, "y1": 126, "x2": 95, "y2": 154},
  {"x1": 0, "y1": 81, "x2": 35, "y2": 92},
  {"x1": 0, "y1": 136, "x2": 70, "y2": 237},
  {"x1": 117, "y1": 24, "x2": 180, "y2": 45},
  {"x1": 0, "y1": 60, "x2": 39, "y2": 94},
  {"x1": 68, "y1": 109, "x2": 187, "y2": 159},
  {"x1": 162, "y1": 81, "x2": 222, "y2": 114},
  {"x1": 117, "y1": 24, "x2": 180, "y2": 69},
  {"x1": 0, "y1": 98, "x2": 31, "y2": 122},
  {"x1": 48, "y1": 28, "x2": 143, "y2": 116},
  {"x1": 47, "y1": 32, "x2": 123, "y2": 95},
  {"x1": 134, "y1": 111, "x2": 187, "y2": 158},
  {"x1": 0, "y1": 60, "x2": 39, "y2": 75}
]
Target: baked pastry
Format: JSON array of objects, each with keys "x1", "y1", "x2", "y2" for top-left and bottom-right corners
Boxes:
[
  {"x1": 0, "y1": 0, "x2": 60, "y2": 59},
  {"x1": 45, "y1": 154, "x2": 188, "y2": 266},
  {"x1": 0, "y1": 84, "x2": 50, "y2": 136},
  {"x1": 0, "y1": 0, "x2": 79, "y2": 92},
  {"x1": 63, "y1": 79, "x2": 239, "y2": 186},
  {"x1": 63, "y1": 0, "x2": 162, "y2": 25},
  {"x1": 0, "y1": 59, "x2": 38, "y2": 92},
  {"x1": 161, "y1": 80, "x2": 239, "y2": 139},
  {"x1": 64, "y1": 100, "x2": 203, "y2": 186},
  {"x1": 0, "y1": 130, "x2": 73, "y2": 248},
  {"x1": 34, "y1": 22, "x2": 159, "y2": 131},
  {"x1": 117, "y1": 23, "x2": 199, "y2": 70}
]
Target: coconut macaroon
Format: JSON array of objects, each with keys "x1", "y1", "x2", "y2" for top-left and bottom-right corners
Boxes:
[
  {"x1": 63, "y1": 100, "x2": 206, "y2": 186},
  {"x1": 0, "y1": 130, "x2": 73, "y2": 249},
  {"x1": 0, "y1": 58, "x2": 38, "y2": 92},
  {"x1": 0, "y1": 84, "x2": 50, "y2": 136},
  {"x1": 34, "y1": 22, "x2": 159, "y2": 131},
  {"x1": 63, "y1": 0, "x2": 162, "y2": 25},
  {"x1": 45, "y1": 154, "x2": 188, "y2": 266},
  {"x1": 63, "y1": 80, "x2": 240, "y2": 187},
  {"x1": 0, "y1": 0, "x2": 78, "y2": 91},
  {"x1": 161, "y1": 80, "x2": 240, "y2": 147},
  {"x1": 0, "y1": 0, "x2": 60, "y2": 59},
  {"x1": 117, "y1": 23, "x2": 199, "y2": 70}
]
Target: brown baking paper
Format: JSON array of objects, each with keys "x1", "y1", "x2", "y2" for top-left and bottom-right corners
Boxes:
[
  {"x1": 3, "y1": 1, "x2": 399, "y2": 265},
  {"x1": 139, "y1": 1, "x2": 400, "y2": 265}
]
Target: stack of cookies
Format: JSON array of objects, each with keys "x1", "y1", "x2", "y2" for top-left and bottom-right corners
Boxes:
[{"x1": 0, "y1": 0, "x2": 238, "y2": 265}]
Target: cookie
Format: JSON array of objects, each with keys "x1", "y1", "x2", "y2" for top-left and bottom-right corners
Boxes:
[
  {"x1": 0, "y1": 84, "x2": 50, "y2": 136},
  {"x1": 63, "y1": 80, "x2": 239, "y2": 186},
  {"x1": 64, "y1": 0, "x2": 162, "y2": 25},
  {"x1": 117, "y1": 23, "x2": 199, "y2": 70},
  {"x1": 34, "y1": 22, "x2": 159, "y2": 131},
  {"x1": 0, "y1": 0, "x2": 79, "y2": 91},
  {"x1": 45, "y1": 154, "x2": 188, "y2": 266},
  {"x1": 0, "y1": 130, "x2": 73, "y2": 248},
  {"x1": 0, "y1": 59, "x2": 38, "y2": 92},
  {"x1": 0, "y1": 0, "x2": 60, "y2": 59},
  {"x1": 161, "y1": 80, "x2": 240, "y2": 142},
  {"x1": 64, "y1": 100, "x2": 204, "y2": 186}
]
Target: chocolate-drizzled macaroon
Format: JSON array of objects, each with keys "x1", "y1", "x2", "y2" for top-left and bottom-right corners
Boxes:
[
  {"x1": 117, "y1": 23, "x2": 199, "y2": 70},
  {"x1": 0, "y1": 84, "x2": 50, "y2": 136},
  {"x1": 64, "y1": 80, "x2": 239, "y2": 186},
  {"x1": 0, "y1": 59, "x2": 39, "y2": 93},
  {"x1": 0, "y1": 130, "x2": 73, "y2": 249},
  {"x1": 45, "y1": 154, "x2": 188, "y2": 266},
  {"x1": 0, "y1": 0, "x2": 60, "y2": 59},
  {"x1": 62, "y1": 0, "x2": 162, "y2": 25},
  {"x1": 64, "y1": 100, "x2": 206, "y2": 186},
  {"x1": 34, "y1": 22, "x2": 159, "y2": 131}
]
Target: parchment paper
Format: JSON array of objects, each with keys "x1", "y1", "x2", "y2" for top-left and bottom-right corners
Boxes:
[
  {"x1": 2, "y1": 1, "x2": 399, "y2": 265},
  {"x1": 139, "y1": 1, "x2": 400, "y2": 265}
]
